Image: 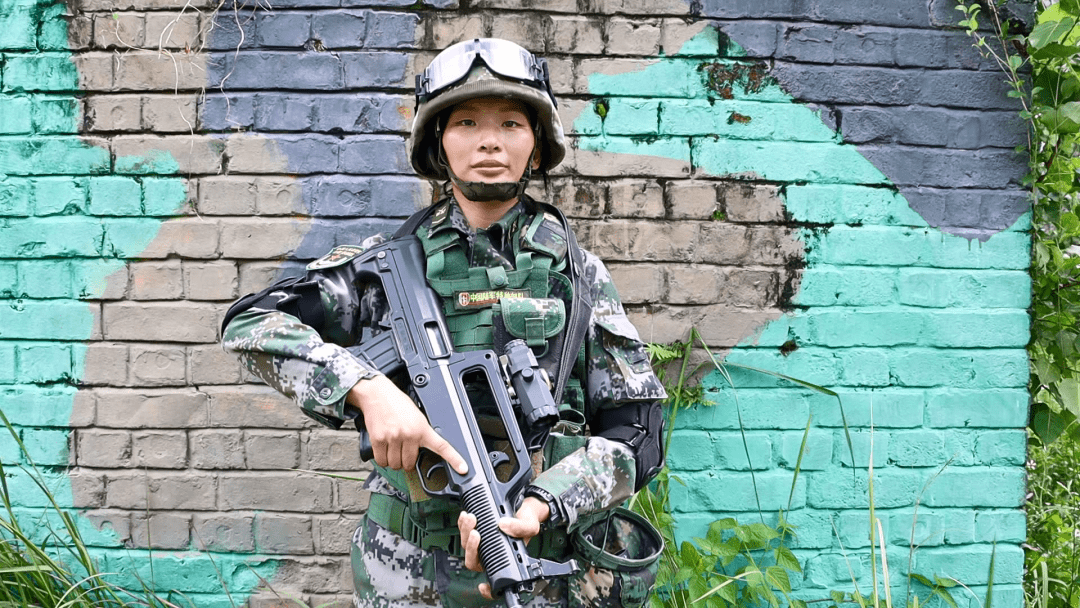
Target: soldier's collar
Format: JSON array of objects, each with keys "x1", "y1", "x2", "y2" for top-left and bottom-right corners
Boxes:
[{"x1": 429, "y1": 196, "x2": 525, "y2": 239}]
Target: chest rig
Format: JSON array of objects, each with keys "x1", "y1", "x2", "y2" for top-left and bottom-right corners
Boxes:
[{"x1": 417, "y1": 201, "x2": 570, "y2": 354}]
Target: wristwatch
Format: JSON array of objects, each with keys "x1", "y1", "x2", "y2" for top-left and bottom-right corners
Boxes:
[{"x1": 524, "y1": 485, "x2": 564, "y2": 530}]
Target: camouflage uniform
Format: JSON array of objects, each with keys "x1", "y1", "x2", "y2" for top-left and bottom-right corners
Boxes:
[{"x1": 222, "y1": 196, "x2": 665, "y2": 608}]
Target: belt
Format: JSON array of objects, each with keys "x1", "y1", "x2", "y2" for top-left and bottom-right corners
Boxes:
[{"x1": 366, "y1": 492, "x2": 571, "y2": 559}]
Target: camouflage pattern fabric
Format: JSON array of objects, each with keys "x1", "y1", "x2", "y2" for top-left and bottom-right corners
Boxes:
[{"x1": 221, "y1": 196, "x2": 665, "y2": 608}]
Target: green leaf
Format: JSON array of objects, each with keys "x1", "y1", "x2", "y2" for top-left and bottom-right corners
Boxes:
[
  {"x1": 910, "y1": 573, "x2": 935, "y2": 587},
  {"x1": 933, "y1": 588, "x2": 960, "y2": 608},
  {"x1": 1030, "y1": 18, "x2": 1077, "y2": 49},
  {"x1": 1059, "y1": 378, "x2": 1080, "y2": 417},
  {"x1": 934, "y1": 575, "x2": 959, "y2": 588},
  {"x1": 765, "y1": 566, "x2": 792, "y2": 593},
  {"x1": 717, "y1": 578, "x2": 739, "y2": 604},
  {"x1": 1063, "y1": 0, "x2": 1080, "y2": 17},
  {"x1": 1030, "y1": 42, "x2": 1080, "y2": 60},
  {"x1": 774, "y1": 545, "x2": 802, "y2": 573}
]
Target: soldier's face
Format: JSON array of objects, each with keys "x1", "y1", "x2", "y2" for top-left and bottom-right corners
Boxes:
[{"x1": 442, "y1": 98, "x2": 539, "y2": 185}]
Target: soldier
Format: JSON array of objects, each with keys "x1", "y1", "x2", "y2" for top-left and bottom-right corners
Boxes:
[{"x1": 222, "y1": 38, "x2": 666, "y2": 608}]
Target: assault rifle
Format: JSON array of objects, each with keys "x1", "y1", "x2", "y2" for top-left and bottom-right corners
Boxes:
[{"x1": 343, "y1": 236, "x2": 580, "y2": 608}]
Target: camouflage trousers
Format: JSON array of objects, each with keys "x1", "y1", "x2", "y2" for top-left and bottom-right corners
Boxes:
[{"x1": 350, "y1": 516, "x2": 629, "y2": 608}]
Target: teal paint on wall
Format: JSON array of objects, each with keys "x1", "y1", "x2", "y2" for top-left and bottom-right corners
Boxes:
[
  {"x1": 0, "y1": 0, "x2": 280, "y2": 601},
  {"x1": 574, "y1": 26, "x2": 1028, "y2": 601}
]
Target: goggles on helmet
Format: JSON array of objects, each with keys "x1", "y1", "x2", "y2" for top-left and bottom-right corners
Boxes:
[{"x1": 415, "y1": 38, "x2": 557, "y2": 108}]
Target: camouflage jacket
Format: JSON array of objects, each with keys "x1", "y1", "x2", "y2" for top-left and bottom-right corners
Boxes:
[{"x1": 222, "y1": 197, "x2": 666, "y2": 526}]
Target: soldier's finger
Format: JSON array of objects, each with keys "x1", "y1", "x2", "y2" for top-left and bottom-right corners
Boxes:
[
  {"x1": 422, "y1": 429, "x2": 468, "y2": 475},
  {"x1": 498, "y1": 517, "x2": 540, "y2": 540},
  {"x1": 464, "y1": 529, "x2": 483, "y2": 572},
  {"x1": 478, "y1": 583, "x2": 493, "y2": 600},
  {"x1": 371, "y1": 439, "x2": 389, "y2": 469}
]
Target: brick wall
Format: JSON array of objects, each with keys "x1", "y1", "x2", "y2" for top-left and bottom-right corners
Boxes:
[{"x1": 0, "y1": 0, "x2": 1028, "y2": 606}]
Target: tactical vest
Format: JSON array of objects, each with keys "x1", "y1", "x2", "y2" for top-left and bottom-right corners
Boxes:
[{"x1": 374, "y1": 199, "x2": 590, "y2": 508}]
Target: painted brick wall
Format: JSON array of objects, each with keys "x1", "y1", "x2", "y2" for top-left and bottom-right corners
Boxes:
[{"x1": 0, "y1": 0, "x2": 1028, "y2": 606}]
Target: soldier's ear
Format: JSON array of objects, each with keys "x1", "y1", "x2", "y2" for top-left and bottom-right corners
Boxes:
[{"x1": 531, "y1": 147, "x2": 541, "y2": 170}]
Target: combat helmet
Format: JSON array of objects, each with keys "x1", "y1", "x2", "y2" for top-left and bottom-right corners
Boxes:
[{"x1": 410, "y1": 38, "x2": 566, "y2": 201}]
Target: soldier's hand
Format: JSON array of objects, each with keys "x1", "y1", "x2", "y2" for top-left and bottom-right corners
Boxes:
[
  {"x1": 347, "y1": 374, "x2": 468, "y2": 475},
  {"x1": 459, "y1": 497, "x2": 550, "y2": 600}
]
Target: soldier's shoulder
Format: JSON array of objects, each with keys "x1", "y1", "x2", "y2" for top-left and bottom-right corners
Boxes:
[{"x1": 305, "y1": 234, "x2": 388, "y2": 271}]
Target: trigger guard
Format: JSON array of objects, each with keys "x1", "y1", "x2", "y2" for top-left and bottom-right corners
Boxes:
[
  {"x1": 416, "y1": 460, "x2": 456, "y2": 498},
  {"x1": 489, "y1": 451, "x2": 510, "y2": 468}
]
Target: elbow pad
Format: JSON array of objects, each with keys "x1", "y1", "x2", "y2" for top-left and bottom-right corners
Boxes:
[
  {"x1": 594, "y1": 400, "x2": 665, "y2": 492},
  {"x1": 221, "y1": 275, "x2": 326, "y2": 335}
]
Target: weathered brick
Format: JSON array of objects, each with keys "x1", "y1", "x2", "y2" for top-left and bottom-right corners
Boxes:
[
  {"x1": 93, "y1": 387, "x2": 210, "y2": 428},
  {"x1": 607, "y1": 263, "x2": 664, "y2": 304},
  {"x1": 71, "y1": 53, "x2": 113, "y2": 91},
  {"x1": 218, "y1": 473, "x2": 332, "y2": 510},
  {"x1": 138, "y1": 217, "x2": 221, "y2": 259},
  {"x1": 103, "y1": 302, "x2": 220, "y2": 342},
  {"x1": 106, "y1": 471, "x2": 216, "y2": 510},
  {"x1": 81, "y1": 343, "x2": 129, "y2": 386},
  {"x1": 87, "y1": 94, "x2": 143, "y2": 133},
  {"x1": 131, "y1": 430, "x2": 188, "y2": 469},
  {"x1": 302, "y1": 430, "x2": 362, "y2": 471},
  {"x1": 183, "y1": 261, "x2": 238, "y2": 301},
  {"x1": 255, "y1": 513, "x2": 314, "y2": 554},
  {"x1": 112, "y1": 135, "x2": 225, "y2": 174},
  {"x1": 607, "y1": 179, "x2": 664, "y2": 218},
  {"x1": 144, "y1": 12, "x2": 201, "y2": 50},
  {"x1": 592, "y1": 0, "x2": 690, "y2": 15},
  {"x1": 336, "y1": 476, "x2": 371, "y2": 512},
  {"x1": 550, "y1": 16, "x2": 604, "y2": 54},
  {"x1": 223, "y1": 134, "x2": 293, "y2": 173},
  {"x1": 70, "y1": 471, "x2": 107, "y2": 508},
  {"x1": 192, "y1": 513, "x2": 255, "y2": 552},
  {"x1": 666, "y1": 180, "x2": 719, "y2": 219},
  {"x1": 660, "y1": 19, "x2": 718, "y2": 56},
  {"x1": 667, "y1": 265, "x2": 777, "y2": 306},
  {"x1": 76, "y1": 429, "x2": 131, "y2": 467},
  {"x1": 113, "y1": 51, "x2": 207, "y2": 91},
  {"x1": 418, "y1": 13, "x2": 484, "y2": 50},
  {"x1": 239, "y1": 262, "x2": 288, "y2": 294},
  {"x1": 202, "y1": 385, "x2": 309, "y2": 428},
  {"x1": 605, "y1": 18, "x2": 662, "y2": 56},
  {"x1": 190, "y1": 429, "x2": 246, "y2": 469},
  {"x1": 128, "y1": 261, "x2": 184, "y2": 300},
  {"x1": 219, "y1": 218, "x2": 309, "y2": 258},
  {"x1": 187, "y1": 344, "x2": 243, "y2": 385},
  {"x1": 17, "y1": 343, "x2": 72, "y2": 383},
  {"x1": 256, "y1": 177, "x2": 306, "y2": 215},
  {"x1": 571, "y1": 142, "x2": 691, "y2": 178},
  {"x1": 142, "y1": 95, "x2": 198, "y2": 132},
  {"x1": 82, "y1": 509, "x2": 132, "y2": 546},
  {"x1": 93, "y1": 13, "x2": 145, "y2": 48},
  {"x1": 245, "y1": 430, "x2": 301, "y2": 469},
  {"x1": 131, "y1": 512, "x2": 191, "y2": 549},
  {"x1": 196, "y1": 176, "x2": 256, "y2": 215},
  {"x1": 314, "y1": 516, "x2": 363, "y2": 555},
  {"x1": 129, "y1": 346, "x2": 187, "y2": 388}
]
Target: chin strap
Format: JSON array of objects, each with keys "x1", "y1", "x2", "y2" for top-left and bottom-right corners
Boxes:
[{"x1": 447, "y1": 163, "x2": 532, "y2": 202}]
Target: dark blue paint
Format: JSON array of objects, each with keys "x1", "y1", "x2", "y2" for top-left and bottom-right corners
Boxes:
[
  {"x1": 311, "y1": 10, "x2": 368, "y2": 48},
  {"x1": 340, "y1": 136, "x2": 411, "y2": 174},
  {"x1": 256, "y1": 12, "x2": 311, "y2": 47}
]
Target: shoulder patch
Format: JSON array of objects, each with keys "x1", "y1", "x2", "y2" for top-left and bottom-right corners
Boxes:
[
  {"x1": 307, "y1": 245, "x2": 366, "y2": 270},
  {"x1": 525, "y1": 212, "x2": 569, "y2": 261}
]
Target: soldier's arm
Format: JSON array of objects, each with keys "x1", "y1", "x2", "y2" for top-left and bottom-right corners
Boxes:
[
  {"x1": 221, "y1": 236, "x2": 388, "y2": 427},
  {"x1": 526, "y1": 252, "x2": 667, "y2": 528}
]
